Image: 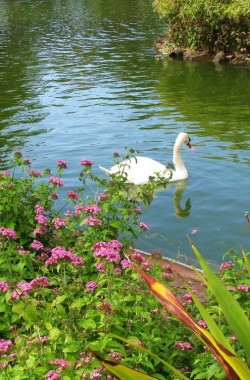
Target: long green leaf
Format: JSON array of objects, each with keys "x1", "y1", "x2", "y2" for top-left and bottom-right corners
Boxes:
[
  {"x1": 183, "y1": 281, "x2": 235, "y2": 353},
  {"x1": 132, "y1": 263, "x2": 250, "y2": 380},
  {"x1": 105, "y1": 332, "x2": 189, "y2": 380},
  {"x1": 91, "y1": 350, "x2": 160, "y2": 380},
  {"x1": 190, "y1": 240, "x2": 250, "y2": 359},
  {"x1": 241, "y1": 246, "x2": 250, "y2": 274}
]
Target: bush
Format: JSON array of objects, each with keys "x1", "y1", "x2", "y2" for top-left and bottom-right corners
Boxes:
[
  {"x1": 153, "y1": 0, "x2": 250, "y2": 53},
  {"x1": 0, "y1": 152, "x2": 249, "y2": 379}
]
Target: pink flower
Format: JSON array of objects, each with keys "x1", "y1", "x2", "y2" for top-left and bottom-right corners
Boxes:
[
  {"x1": 97, "y1": 193, "x2": 109, "y2": 202},
  {"x1": 86, "y1": 281, "x2": 99, "y2": 292},
  {"x1": 80, "y1": 159, "x2": 93, "y2": 166},
  {"x1": 23, "y1": 158, "x2": 32, "y2": 165},
  {"x1": 51, "y1": 192, "x2": 59, "y2": 199},
  {"x1": 35, "y1": 204, "x2": 45, "y2": 214},
  {"x1": 121, "y1": 259, "x2": 131, "y2": 269},
  {"x1": 53, "y1": 218, "x2": 67, "y2": 229},
  {"x1": 97, "y1": 302, "x2": 113, "y2": 313},
  {"x1": 139, "y1": 222, "x2": 150, "y2": 230},
  {"x1": 115, "y1": 267, "x2": 122, "y2": 274},
  {"x1": 0, "y1": 281, "x2": 9, "y2": 293},
  {"x1": 17, "y1": 281, "x2": 32, "y2": 296},
  {"x1": 95, "y1": 262, "x2": 106, "y2": 272},
  {"x1": 198, "y1": 319, "x2": 207, "y2": 329},
  {"x1": 219, "y1": 261, "x2": 234, "y2": 270},
  {"x1": 34, "y1": 225, "x2": 46, "y2": 237},
  {"x1": 0, "y1": 227, "x2": 17, "y2": 240},
  {"x1": 82, "y1": 204, "x2": 100, "y2": 215},
  {"x1": 175, "y1": 341, "x2": 193, "y2": 351},
  {"x1": 28, "y1": 169, "x2": 42, "y2": 177},
  {"x1": 74, "y1": 205, "x2": 85, "y2": 215},
  {"x1": 0, "y1": 170, "x2": 11, "y2": 177},
  {"x1": 14, "y1": 150, "x2": 22, "y2": 157},
  {"x1": 45, "y1": 370, "x2": 61, "y2": 380},
  {"x1": 85, "y1": 216, "x2": 102, "y2": 227},
  {"x1": 92, "y1": 241, "x2": 121, "y2": 263},
  {"x1": 67, "y1": 191, "x2": 79, "y2": 200},
  {"x1": 49, "y1": 176, "x2": 64, "y2": 187},
  {"x1": 0, "y1": 339, "x2": 12, "y2": 354},
  {"x1": 10, "y1": 290, "x2": 20, "y2": 301},
  {"x1": 132, "y1": 251, "x2": 144, "y2": 262},
  {"x1": 56, "y1": 160, "x2": 68, "y2": 169},
  {"x1": 50, "y1": 358, "x2": 71, "y2": 369},
  {"x1": 35, "y1": 214, "x2": 48, "y2": 225},
  {"x1": 90, "y1": 368, "x2": 102, "y2": 378},
  {"x1": 162, "y1": 272, "x2": 174, "y2": 280},
  {"x1": 45, "y1": 246, "x2": 84, "y2": 267},
  {"x1": 108, "y1": 351, "x2": 123, "y2": 361},
  {"x1": 183, "y1": 293, "x2": 193, "y2": 304},
  {"x1": 236, "y1": 284, "x2": 249, "y2": 292},
  {"x1": 30, "y1": 277, "x2": 50, "y2": 289},
  {"x1": 30, "y1": 239, "x2": 44, "y2": 250}
]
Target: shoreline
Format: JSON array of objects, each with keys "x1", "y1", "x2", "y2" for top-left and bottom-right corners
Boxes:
[{"x1": 138, "y1": 249, "x2": 207, "y2": 301}]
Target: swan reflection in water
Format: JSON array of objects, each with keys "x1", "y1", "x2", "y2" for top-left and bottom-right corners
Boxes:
[{"x1": 128, "y1": 178, "x2": 191, "y2": 218}]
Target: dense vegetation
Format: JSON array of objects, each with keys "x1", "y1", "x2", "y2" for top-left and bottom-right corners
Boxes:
[
  {"x1": 0, "y1": 152, "x2": 249, "y2": 379},
  {"x1": 152, "y1": 0, "x2": 250, "y2": 53}
]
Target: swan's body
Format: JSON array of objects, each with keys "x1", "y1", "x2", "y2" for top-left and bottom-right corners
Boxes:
[{"x1": 99, "y1": 132, "x2": 194, "y2": 185}]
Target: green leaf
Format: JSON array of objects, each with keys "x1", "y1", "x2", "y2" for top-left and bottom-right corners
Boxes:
[
  {"x1": 92, "y1": 351, "x2": 160, "y2": 380},
  {"x1": 69, "y1": 298, "x2": 86, "y2": 308},
  {"x1": 105, "y1": 333, "x2": 189, "y2": 380},
  {"x1": 23, "y1": 305, "x2": 37, "y2": 323},
  {"x1": 190, "y1": 241, "x2": 250, "y2": 359},
  {"x1": 132, "y1": 262, "x2": 250, "y2": 380},
  {"x1": 49, "y1": 327, "x2": 60, "y2": 341}
]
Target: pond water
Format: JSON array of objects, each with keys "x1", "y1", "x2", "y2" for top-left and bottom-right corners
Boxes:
[{"x1": 0, "y1": 0, "x2": 250, "y2": 266}]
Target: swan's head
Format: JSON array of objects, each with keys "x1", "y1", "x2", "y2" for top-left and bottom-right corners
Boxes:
[{"x1": 176, "y1": 132, "x2": 195, "y2": 151}]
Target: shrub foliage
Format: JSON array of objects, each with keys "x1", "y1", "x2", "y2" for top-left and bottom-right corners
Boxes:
[{"x1": 153, "y1": 0, "x2": 250, "y2": 53}]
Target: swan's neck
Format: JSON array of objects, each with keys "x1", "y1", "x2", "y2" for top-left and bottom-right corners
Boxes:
[{"x1": 173, "y1": 140, "x2": 187, "y2": 172}]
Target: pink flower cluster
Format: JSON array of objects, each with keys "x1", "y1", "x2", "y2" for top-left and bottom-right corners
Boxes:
[
  {"x1": 92, "y1": 240, "x2": 123, "y2": 263},
  {"x1": 10, "y1": 277, "x2": 50, "y2": 300},
  {"x1": 80, "y1": 159, "x2": 93, "y2": 166},
  {"x1": 237, "y1": 284, "x2": 249, "y2": 292},
  {"x1": 219, "y1": 261, "x2": 235, "y2": 270},
  {"x1": 139, "y1": 222, "x2": 150, "y2": 231},
  {"x1": 67, "y1": 191, "x2": 79, "y2": 200},
  {"x1": 22, "y1": 158, "x2": 32, "y2": 165},
  {"x1": 85, "y1": 216, "x2": 102, "y2": 227},
  {"x1": 34, "y1": 204, "x2": 47, "y2": 237},
  {"x1": 45, "y1": 370, "x2": 61, "y2": 380},
  {"x1": 198, "y1": 319, "x2": 207, "y2": 329},
  {"x1": 45, "y1": 246, "x2": 84, "y2": 267},
  {"x1": 35, "y1": 204, "x2": 45, "y2": 214},
  {"x1": 0, "y1": 227, "x2": 17, "y2": 240},
  {"x1": 30, "y1": 239, "x2": 44, "y2": 251},
  {"x1": 28, "y1": 168, "x2": 42, "y2": 177},
  {"x1": 86, "y1": 281, "x2": 99, "y2": 292},
  {"x1": 50, "y1": 358, "x2": 71, "y2": 369},
  {"x1": 130, "y1": 250, "x2": 151, "y2": 271},
  {"x1": 0, "y1": 339, "x2": 12, "y2": 354},
  {"x1": 183, "y1": 293, "x2": 193, "y2": 304},
  {"x1": 175, "y1": 341, "x2": 193, "y2": 351},
  {"x1": 0, "y1": 281, "x2": 9, "y2": 293},
  {"x1": 82, "y1": 204, "x2": 101, "y2": 215},
  {"x1": 49, "y1": 176, "x2": 64, "y2": 187},
  {"x1": 53, "y1": 218, "x2": 67, "y2": 229},
  {"x1": 56, "y1": 160, "x2": 68, "y2": 169},
  {"x1": 0, "y1": 170, "x2": 11, "y2": 177}
]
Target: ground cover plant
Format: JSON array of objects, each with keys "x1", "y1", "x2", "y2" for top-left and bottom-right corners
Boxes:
[{"x1": 0, "y1": 151, "x2": 249, "y2": 379}]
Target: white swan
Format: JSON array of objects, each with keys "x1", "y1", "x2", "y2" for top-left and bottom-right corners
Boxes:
[{"x1": 99, "y1": 132, "x2": 195, "y2": 185}]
